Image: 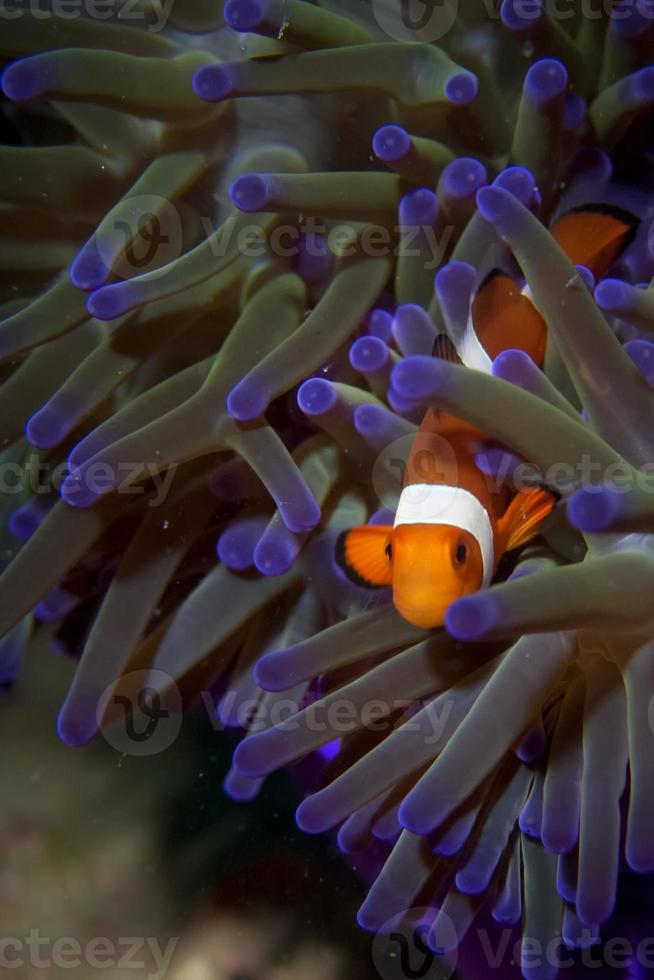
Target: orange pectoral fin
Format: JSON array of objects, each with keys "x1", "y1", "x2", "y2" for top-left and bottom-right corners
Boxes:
[
  {"x1": 498, "y1": 489, "x2": 556, "y2": 552},
  {"x1": 550, "y1": 205, "x2": 639, "y2": 278},
  {"x1": 336, "y1": 525, "x2": 393, "y2": 588},
  {"x1": 472, "y1": 270, "x2": 547, "y2": 366}
]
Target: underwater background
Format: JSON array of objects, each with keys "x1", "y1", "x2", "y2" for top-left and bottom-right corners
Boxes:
[{"x1": 3, "y1": 0, "x2": 654, "y2": 977}]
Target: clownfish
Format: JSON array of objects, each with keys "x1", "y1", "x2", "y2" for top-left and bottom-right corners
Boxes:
[{"x1": 337, "y1": 204, "x2": 639, "y2": 629}]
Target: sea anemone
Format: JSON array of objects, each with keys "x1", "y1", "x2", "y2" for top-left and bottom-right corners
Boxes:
[{"x1": 2, "y1": 2, "x2": 654, "y2": 978}]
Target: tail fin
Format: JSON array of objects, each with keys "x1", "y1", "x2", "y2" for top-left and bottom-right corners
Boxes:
[
  {"x1": 550, "y1": 204, "x2": 639, "y2": 279},
  {"x1": 498, "y1": 488, "x2": 555, "y2": 553}
]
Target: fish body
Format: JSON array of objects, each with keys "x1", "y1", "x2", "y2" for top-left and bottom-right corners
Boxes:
[{"x1": 338, "y1": 204, "x2": 638, "y2": 629}]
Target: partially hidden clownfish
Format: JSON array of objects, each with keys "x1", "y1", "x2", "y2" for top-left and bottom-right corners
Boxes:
[{"x1": 337, "y1": 204, "x2": 639, "y2": 629}]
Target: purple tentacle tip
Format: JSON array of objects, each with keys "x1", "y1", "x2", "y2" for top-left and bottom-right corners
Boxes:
[
  {"x1": 224, "y1": 0, "x2": 268, "y2": 31},
  {"x1": 501, "y1": 0, "x2": 542, "y2": 30},
  {"x1": 232, "y1": 736, "x2": 267, "y2": 779},
  {"x1": 441, "y1": 158, "x2": 487, "y2": 200},
  {"x1": 435, "y1": 260, "x2": 476, "y2": 313},
  {"x1": 318, "y1": 738, "x2": 340, "y2": 762},
  {"x1": 475, "y1": 445, "x2": 523, "y2": 481},
  {"x1": 369, "y1": 507, "x2": 395, "y2": 526},
  {"x1": 86, "y1": 285, "x2": 129, "y2": 322},
  {"x1": 229, "y1": 173, "x2": 277, "y2": 212},
  {"x1": 70, "y1": 243, "x2": 110, "y2": 292},
  {"x1": 399, "y1": 188, "x2": 439, "y2": 228},
  {"x1": 56, "y1": 709, "x2": 93, "y2": 748},
  {"x1": 253, "y1": 653, "x2": 283, "y2": 691},
  {"x1": 297, "y1": 378, "x2": 337, "y2": 416},
  {"x1": 515, "y1": 723, "x2": 547, "y2": 763},
  {"x1": 254, "y1": 531, "x2": 299, "y2": 576},
  {"x1": 391, "y1": 355, "x2": 443, "y2": 401},
  {"x1": 493, "y1": 166, "x2": 536, "y2": 208},
  {"x1": 387, "y1": 386, "x2": 414, "y2": 416},
  {"x1": 353, "y1": 403, "x2": 384, "y2": 437},
  {"x1": 475, "y1": 185, "x2": 518, "y2": 232},
  {"x1": 34, "y1": 587, "x2": 78, "y2": 623},
  {"x1": 575, "y1": 265, "x2": 594, "y2": 292},
  {"x1": 492, "y1": 347, "x2": 537, "y2": 385},
  {"x1": 367, "y1": 308, "x2": 393, "y2": 343},
  {"x1": 594, "y1": 278, "x2": 630, "y2": 312},
  {"x1": 8, "y1": 500, "x2": 48, "y2": 541},
  {"x1": 525, "y1": 58, "x2": 568, "y2": 102},
  {"x1": 397, "y1": 795, "x2": 430, "y2": 836},
  {"x1": 445, "y1": 72, "x2": 478, "y2": 105},
  {"x1": 60, "y1": 469, "x2": 102, "y2": 509},
  {"x1": 567, "y1": 487, "x2": 620, "y2": 533},
  {"x1": 444, "y1": 593, "x2": 498, "y2": 640},
  {"x1": 227, "y1": 379, "x2": 268, "y2": 421},
  {"x1": 192, "y1": 63, "x2": 235, "y2": 102},
  {"x1": 372, "y1": 124, "x2": 410, "y2": 162},
  {"x1": 25, "y1": 407, "x2": 67, "y2": 450},
  {"x1": 632, "y1": 65, "x2": 654, "y2": 101},
  {"x1": 223, "y1": 767, "x2": 260, "y2": 802},
  {"x1": 509, "y1": 563, "x2": 538, "y2": 581},
  {"x1": 355, "y1": 906, "x2": 378, "y2": 933},
  {"x1": 295, "y1": 796, "x2": 323, "y2": 833},
  {"x1": 217, "y1": 517, "x2": 267, "y2": 569},
  {"x1": 349, "y1": 336, "x2": 389, "y2": 374},
  {"x1": 282, "y1": 493, "x2": 320, "y2": 534},
  {"x1": 1, "y1": 57, "x2": 53, "y2": 101}
]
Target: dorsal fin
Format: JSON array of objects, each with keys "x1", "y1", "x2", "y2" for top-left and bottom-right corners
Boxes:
[
  {"x1": 432, "y1": 332, "x2": 462, "y2": 364},
  {"x1": 472, "y1": 270, "x2": 547, "y2": 366}
]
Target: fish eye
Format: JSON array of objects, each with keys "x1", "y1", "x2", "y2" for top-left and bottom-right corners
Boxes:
[
  {"x1": 455, "y1": 542, "x2": 467, "y2": 565},
  {"x1": 385, "y1": 542, "x2": 393, "y2": 561}
]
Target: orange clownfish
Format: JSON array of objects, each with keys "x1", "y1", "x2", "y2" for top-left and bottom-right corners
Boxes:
[{"x1": 337, "y1": 204, "x2": 639, "y2": 629}]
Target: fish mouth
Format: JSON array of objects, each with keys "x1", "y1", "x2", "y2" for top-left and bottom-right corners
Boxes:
[{"x1": 394, "y1": 601, "x2": 447, "y2": 630}]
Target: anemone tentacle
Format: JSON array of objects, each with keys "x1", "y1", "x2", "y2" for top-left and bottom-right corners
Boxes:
[{"x1": 2, "y1": 2, "x2": 654, "y2": 974}]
